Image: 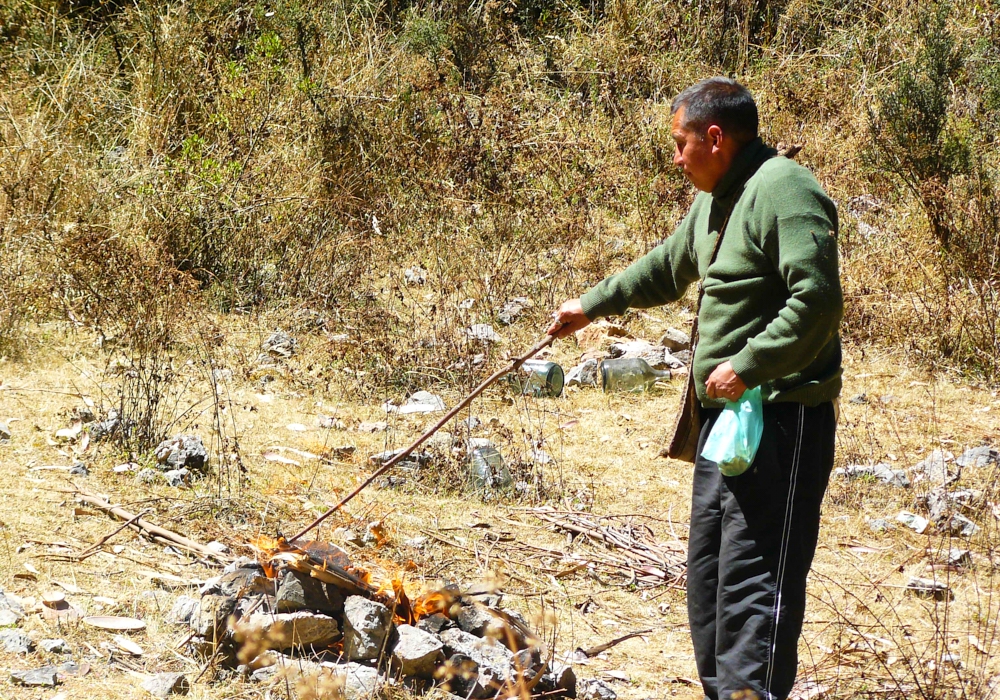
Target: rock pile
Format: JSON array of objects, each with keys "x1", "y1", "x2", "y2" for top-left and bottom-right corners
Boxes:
[{"x1": 167, "y1": 543, "x2": 605, "y2": 699}]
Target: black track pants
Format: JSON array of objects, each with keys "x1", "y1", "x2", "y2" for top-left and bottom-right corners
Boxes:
[{"x1": 687, "y1": 401, "x2": 836, "y2": 700}]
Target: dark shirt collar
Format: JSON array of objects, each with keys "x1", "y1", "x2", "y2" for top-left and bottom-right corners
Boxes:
[{"x1": 711, "y1": 137, "x2": 777, "y2": 200}]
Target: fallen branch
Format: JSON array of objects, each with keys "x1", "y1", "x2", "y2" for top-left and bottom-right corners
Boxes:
[{"x1": 71, "y1": 490, "x2": 232, "y2": 564}]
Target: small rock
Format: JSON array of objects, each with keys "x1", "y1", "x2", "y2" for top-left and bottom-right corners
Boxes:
[
  {"x1": 334, "y1": 527, "x2": 365, "y2": 547},
  {"x1": 897, "y1": 510, "x2": 930, "y2": 534},
  {"x1": 906, "y1": 577, "x2": 953, "y2": 601},
  {"x1": 392, "y1": 624, "x2": 445, "y2": 678},
  {"x1": 339, "y1": 662, "x2": 383, "y2": 700},
  {"x1": 1, "y1": 630, "x2": 35, "y2": 653},
  {"x1": 136, "y1": 468, "x2": 159, "y2": 484},
  {"x1": 834, "y1": 463, "x2": 909, "y2": 488},
  {"x1": 945, "y1": 514, "x2": 980, "y2": 537},
  {"x1": 154, "y1": 435, "x2": 208, "y2": 472},
  {"x1": 167, "y1": 596, "x2": 200, "y2": 627},
  {"x1": 465, "y1": 324, "x2": 501, "y2": 343},
  {"x1": 200, "y1": 562, "x2": 268, "y2": 597},
  {"x1": 87, "y1": 416, "x2": 120, "y2": 441},
  {"x1": 498, "y1": 297, "x2": 532, "y2": 325},
  {"x1": 223, "y1": 556, "x2": 260, "y2": 573},
  {"x1": 579, "y1": 678, "x2": 618, "y2": 700},
  {"x1": 955, "y1": 446, "x2": 999, "y2": 469},
  {"x1": 343, "y1": 596, "x2": 394, "y2": 661},
  {"x1": 275, "y1": 569, "x2": 345, "y2": 616},
  {"x1": 0, "y1": 590, "x2": 25, "y2": 623},
  {"x1": 867, "y1": 518, "x2": 893, "y2": 534},
  {"x1": 0, "y1": 421, "x2": 10, "y2": 441},
  {"x1": 565, "y1": 359, "x2": 599, "y2": 387},
  {"x1": 848, "y1": 393, "x2": 868, "y2": 405},
  {"x1": 163, "y1": 468, "x2": 190, "y2": 487},
  {"x1": 357, "y1": 421, "x2": 388, "y2": 433},
  {"x1": 211, "y1": 368, "x2": 233, "y2": 384},
  {"x1": 921, "y1": 487, "x2": 978, "y2": 524},
  {"x1": 457, "y1": 604, "x2": 495, "y2": 636},
  {"x1": 383, "y1": 391, "x2": 446, "y2": 415},
  {"x1": 439, "y1": 627, "x2": 514, "y2": 692},
  {"x1": 242, "y1": 611, "x2": 340, "y2": 651},
  {"x1": 141, "y1": 672, "x2": 189, "y2": 698},
  {"x1": 539, "y1": 661, "x2": 577, "y2": 695},
  {"x1": 317, "y1": 415, "x2": 345, "y2": 430},
  {"x1": 195, "y1": 595, "x2": 237, "y2": 639},
  {"x1": 911, "y1": 449, "x2": 956, "y2": 483},
  {"x1": 609, "y1": 340, "x2": 684, "y2": 369},
  {"x1": 69, "y1": 462, "x2": 89, "y2": 476},
  {"x1": 404, "y1": 266, "x2": 427, "y2": 285},
  {"x1": 40, "y1": 639, "x2": 70, "y2": 654},
  {"x1": 262, "y1": 330, "x2": 297, "y2": 358},
  {"x1": 657, "y1": 327, "x2": 690, "y2": 351},
  {"x1": 10, "y1": 666, "x2": 58, "y2": 687},
  {"x1": 416, "y1": 613, "x2": 453, "y2": 635},
  {"x1": 462, "y1": 416, "x2": 483, "y2": 431}
]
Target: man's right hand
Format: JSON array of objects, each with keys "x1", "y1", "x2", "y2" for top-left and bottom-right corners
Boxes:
[{"x1": 547, "y1": 298, "x2": 591, "y2": 338}]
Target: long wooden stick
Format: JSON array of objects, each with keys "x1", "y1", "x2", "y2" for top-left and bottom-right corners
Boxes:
[
  {"x1": 74, "y1": 490, "x2": 232, "y2": 563},
  {"x1": 290, "y1": 334, "x2": 556, "y2": 542}
]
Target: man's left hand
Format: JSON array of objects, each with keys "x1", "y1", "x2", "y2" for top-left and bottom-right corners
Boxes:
[{"x1": 705, "y1": 361, "x2": 747, "y2": 402}]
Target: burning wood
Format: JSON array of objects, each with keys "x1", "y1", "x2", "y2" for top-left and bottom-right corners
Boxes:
[{"x1": 166, "y1": 536, "x2": 585, "y2": 698}]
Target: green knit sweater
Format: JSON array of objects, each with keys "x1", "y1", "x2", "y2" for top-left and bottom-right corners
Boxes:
[{"x1": 581, "y1": 138, "x2": 843, "y2": 407}]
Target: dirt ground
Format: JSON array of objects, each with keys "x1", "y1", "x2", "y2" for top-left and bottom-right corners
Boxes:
[{"x1": 0, "y1": 315, "x2": 998, "y2": 700}]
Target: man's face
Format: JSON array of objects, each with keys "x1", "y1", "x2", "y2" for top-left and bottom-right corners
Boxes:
[{"x1": 671, "y1": 107, "x2": 730, "y2": 193}]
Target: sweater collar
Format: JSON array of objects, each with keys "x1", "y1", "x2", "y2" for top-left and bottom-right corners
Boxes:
[{"x1": 711, "y1": 137, "x2": 776, "y2": 200}]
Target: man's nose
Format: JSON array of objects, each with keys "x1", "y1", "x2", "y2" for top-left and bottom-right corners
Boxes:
[{"x1": 673, "y1": 149, "x2": 683, "y2": 166}]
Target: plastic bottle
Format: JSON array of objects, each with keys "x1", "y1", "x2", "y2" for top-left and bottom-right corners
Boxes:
[
  {"x1": 600, "y1": 358, "x2": 671, "y2": 393},
  {"x1": 507, "y1": 360, "x2": 565, "y2": 398}
]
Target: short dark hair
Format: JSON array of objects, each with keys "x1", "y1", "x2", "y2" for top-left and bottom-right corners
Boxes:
[{"x1": 671, "y1": 77, "x2": 758, "y2": 145}]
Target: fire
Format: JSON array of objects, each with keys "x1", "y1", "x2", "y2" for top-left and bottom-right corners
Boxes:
[{"x1": 250, "y1": 535, "x2": 457, "y2": 627}]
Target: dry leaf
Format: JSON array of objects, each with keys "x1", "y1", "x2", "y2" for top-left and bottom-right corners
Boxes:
[
  {"x1": 263, "y1": 451, "x2": 300, "y2": 466},
  {"x1": 52, "y1": 580, "x2": 83, "y2": 594},
  {"x1": 82, "y1": 616, "x2": 145, "y2": 631}
]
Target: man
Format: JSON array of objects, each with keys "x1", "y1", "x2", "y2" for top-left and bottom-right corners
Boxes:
[{"x1": 547, "y1": 77, "x2": 842, "y2": 700}]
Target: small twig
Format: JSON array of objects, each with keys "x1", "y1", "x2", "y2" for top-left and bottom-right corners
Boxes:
[
  {"x1": 577, "y1": 628, "x2": 654, "y2": 658},
  {"x1": 71, "y1": 509, "x2": 151, "y2": 562}
]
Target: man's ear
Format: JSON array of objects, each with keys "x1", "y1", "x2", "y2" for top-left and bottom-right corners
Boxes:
[{"x1": 707, "y1": 124, "x2": 724, "y2": 153}]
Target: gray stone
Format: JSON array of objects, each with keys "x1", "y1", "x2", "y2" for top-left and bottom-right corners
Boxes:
[
  {"x1": 404, "y1": 266, "x2": 427, "y2": 285},
  {"x1": 136, "y1": 468, "x2": 159, "y2": 484},
  {"x1": 69, "y1": 462, "x2": 89, "y2": 476},
  {"x1": 200, "y1": 561, "x2": 268, "y2": 597},
  {"x1": 163, "y1": 468, "x2": 189, "y2": 487},
  {"x1": 906, "y1": 577, "x2": 953, "y2": 601},
  {"x1": 834, "y1": 463, "x2": 909, "y2": 488},
  {"x1": 457, "y1": 604, "x2": 495, "y2": 637},
  {"x1": 369, "y1": 448, "x2": 430, "y2": 468},
  {"x1": 392, "y1": 624, "x2": 445, "y2": 678},
  {"x1": 262, "y1": 330, "x2": 297, "y2": 358},
  {"x1": 439, "y1": 627, "x2": 514, "y2": 693},
  {"x1": 167, "y1": 596, "x2": 200, "y2": 627},
  {"x1": 339, "y1": 662, "x2": 382, "y2": 700},
  {"x1": 223, "y1": 556, "x2": 260, "y2": 573},
  {"x1": 608, "y1": 340, "x2": 684, "y2": 370},
  {"x1": 243, "y1": 611, "x2": 340, "y2": 651},
  {"x1": 10, "y1": 666, "x2": 58, "y2": 687},
  {"x1": 384, "y1": 391, "x2": 446, "y2": 415},
  {"x1": 658, "y1": 327, "x2": 691, "y2": 351},
  {"x1": 498, "y1": 297, "x2": 531, "y2": 326},
  {"x1": 87, "y1": 416, "x2": 120, "y2": 441},
  {"x1": 155, "y1": 435, "x2": 208, "y2": 472},
  {"x1": 195, "y1": 595, "x2": 236, "y2": 639},
  {"x1": 911, "y1": 449, "x2": 956, "y2": 483},
  {"x1": 141, "y1": 672, "x2": 189, "y2": 698},
  {"x1": 945, "y1": 514, "x2": 980, "y2": 537},
  {"x1": 0, "y1": 590, "x2": 25, "y2": 623},
  {"x1": 539, "y1": 661, "x2": 577, "y2": 695},
  {"x1": 466, "y1": 324, "x2": 501, "y2": 343},
  {"x1": 566, "y1": 359, "x2": 599, "y2": 387},
  {"x1": 509, "y1": 647, "x2": 543, "y2": 682},
  {"x1": 416, "y1": 613, "x2": 453, "y2": 635},
  {"x1": 275, "y1": 569, "x2": 344, "y2": 616},
  {"x1": 921, "y1": 488, "x2": 978, "y2": 524},
  {"x1": 1, "y1": 630, "x2": 35, "y2": 653},
  {"x1": 867, "y1": 518, "x2": 893, "y2": 534},
  {"x1": 0, "y1": 421, "x2": 10, "y2": 441},
  {"x1": 579, "y1": 678, "x2": 618, "y2": 700},
  {"x1": 343, "y1": 596, "x2": 394, "y2": 661},
  {"x1": 956, "y1": 446, "x2": 999, "y2": 468},
  {"x1": 40, "y1": 639, "x2": 70, "y2": 654}
]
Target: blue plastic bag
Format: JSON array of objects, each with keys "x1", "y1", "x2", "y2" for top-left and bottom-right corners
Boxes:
[{"x1": 701, "y1": 387, "x2": 764, "y2": 476}]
